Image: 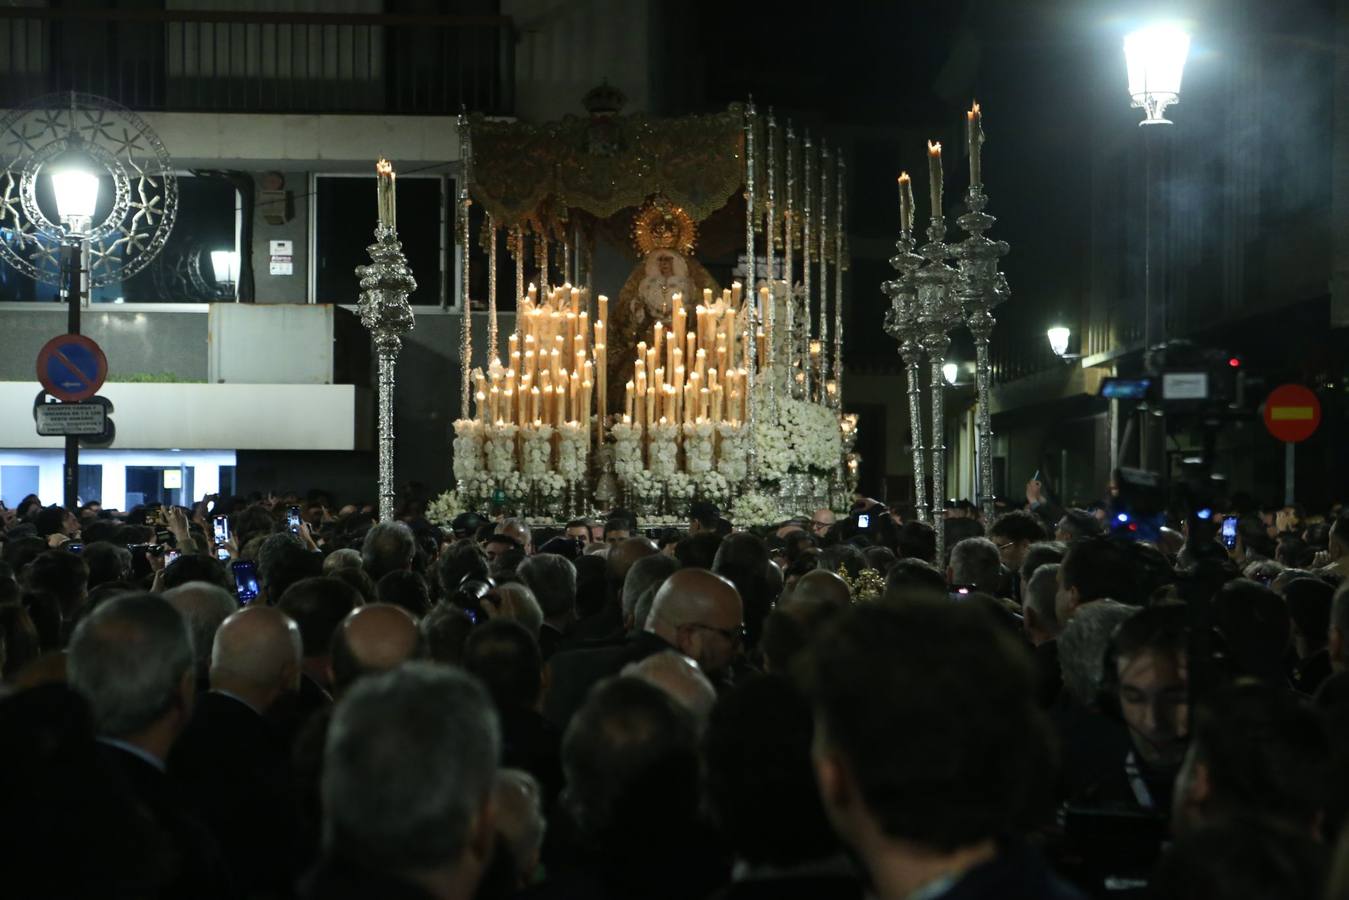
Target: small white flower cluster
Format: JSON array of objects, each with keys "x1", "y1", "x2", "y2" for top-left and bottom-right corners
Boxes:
[
  {"x1": 646, "y1": 422, "x2": 681, "y2": 478},
  {"x1": 532, "y1": 471, "x2": 567, "y2": 503},
  {"x1": 682, "y1": 421, "x2": 716, "y2": 474},
  {"x1": 625, "y1": 469, "x2": 664, "y2": 509},
  {"x1": 451, "y1": 419, "x2": 485, "y2": 481},
  {"x1": 483, "y1": 423, "x2": 519, "y2": 476},
  {"x1": 555, "y1": 422, "x2": 589, "y2": 482},
  {"x1": 730, "y1": 490, "x2": 785, "y2": 527},
  {"x1": 716, "y1": 424, "x2": 750, "y2": 484},
  {"x1": 519, "y1": 424, "x2": 556, "y2": 477},
  {"x1": 665, "y1": 472, "x2": 695, "y2": 504},
  {"x1": 610, "y1": 422, "x2": 644, "y2": 482},
  {"x1": 695, "y1": 471, "x2": 731, "y2": 503},
  {"x1": 425, "y1": 489, "x2": 464, "y2": 527}
]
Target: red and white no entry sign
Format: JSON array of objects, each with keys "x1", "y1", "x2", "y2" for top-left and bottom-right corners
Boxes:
[{"x1": 1263, "y1": 384, "x2": 1321, "y2": 444}]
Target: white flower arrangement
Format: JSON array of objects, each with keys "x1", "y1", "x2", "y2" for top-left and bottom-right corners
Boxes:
[
  {"x1": 682, "y1": 421, "x2": 716, "y2": 475},
  {"x1": 483, "y1": 423, "x2": 519, "y2": 477},
  {"x1": 625, "y1": 469, "x2": 663, "y2": 512},
  {"x1": 695, "y1": 471, "x2": 731, "y2": 504},
  {"x1": 519, "y1": 424, "x2": 556, "y2": 476},
  {"x1": 716, "y1": 424, "x2": 749, "y2": 485},
  {"x1": 555, "y1": 421, "x2": 589, "y2": 482},
  {"x1": 494, "y1": 471, "x2": 529, "y2": 504},
  {"x1": 451, "y1": 419, "x2": 485, "y2": 481},
  {"x1": 532, "y1": 471, "x2": 567, "y2": 504},
  {"x1": 746, "y1": 391, "x2": 843, "y2": 485},
  {"x1": 425, "y1": 489, "x2": 464, "y2": 527},
  {"x1": 731, "y1": 490, "x2": 784, "y2": 528},
  {"x1": 646, "y1": 422, "x2": 681, "y2": 478},
  {"x1": 665, "y1": 471, "x2": 695, "y2": 504},
  {"x1": 610, "y1": 421, "x2": 644, "y2": 483}
]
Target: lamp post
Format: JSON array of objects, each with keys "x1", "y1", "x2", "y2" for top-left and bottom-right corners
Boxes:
[
  {"x1": 50, "y1": 161, "x2": 100, "y2": 510},
  {"x1": 1047, "y1": 326, "x2": 1071, "y2": 358},
  {"x1": 210, "y1": 249, "x2": 240, "y2": 300},
  {"x1": 1124, "y1": 24, "x2": 1190, "y2": 474}
]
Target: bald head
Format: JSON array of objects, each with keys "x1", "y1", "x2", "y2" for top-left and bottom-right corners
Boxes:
[
  {"x1": 209, "y1": 606, "x2": 302, "y2": 711},
  {"x1": 646, "y1": 569, "x2": 743, "y2": 678},
  {"x1": 164, "y1": 581, "x2": 239, "y2": 674},
  {"x1": 785, "y1": 568, "x2": 851, "y2": 609},
  {"x1": 608, "y1": 536, "x2": 659, "y2": 590},
  {"x1": 331, "y1": 603, "x2": 423, "y2": 694}
]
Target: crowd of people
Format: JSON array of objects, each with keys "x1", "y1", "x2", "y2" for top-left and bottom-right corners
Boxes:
[{"x1": 2, "y1": 482, "x2": 1349, "y2": 899}]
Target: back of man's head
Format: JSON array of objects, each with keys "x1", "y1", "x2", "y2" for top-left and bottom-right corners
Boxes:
[
  {"x1": 210, "y1": 606, "x2": 302, "y2": 700},
  {"x1": 1178, "y1": 682, "x2": 1329, "y2": 835},
  {"x1": 161, "y1": 554, "x2": 231, "y2": 592},
  {"x1": 163, "y1": 581, "x2": 238, "y2": 675},
  {"x1": 1020, "y1": 541, "x2": 1067, "y2": 585},
  {"x1": 620, "y1": 651, "x2": 717, "y2": 723},
  {"x1": 706, "y1": 674, "x2": 839, "y2": 867},
  {"x1": 330, "y1": 603, "x2": 425, "y2": 694},
  {"x1": 1058, "y1": 599, "x2": 1139, "y2": 708},
  {"x1": 322, "y1": 548, "x2": 363, "y2": 575},
  {"x1": 561, "y1": 677, "x2": 700, "y2": 846},
  {"x1": 803, "y1": 601, "x2": 1054, "y2": 852},
  {"x1": 259, "y1": 535, "x2": 323, "y2": 602},
  {"x1": 1213, "y1": 579, "x2": 1292, "y2": 683},
  {"x1": 517, "y1": 553, "x2": 578, "y2": 622},
  {"x1": 278, "y1": 576, "x2": 363, "y2": 660},
  {"x1": 1285, "y1": 577, "x2": 1332, "y2": 652},
  {"x1": 896, "y1": 520, "x2": 937, "y2": 564},
  {"x1": 420, "y1": 603, "x2": 476, "y2": 666},
  {"x1": 620, "y1": 553, "x2": 679, "y2": 626},
  {"x1": 67, "y1": 592, "x2": 192, "y2": 738},
  {"x1": 376, "y1": 570, "x2": 431, "y2": 620},
  {"x1": 1023, "y1": 564, "x2": 1062, "y2": 640},
  {"x1": 881, "y1": 558, "x2": 947, "y2": 603},
  {"x1": 437, "y1": 540, "x2": 490, "y2": 596},
  {"x1": 1058, "y1": 509, "x2": 1104, "y2": 541},
  {"x1": 323, "y1": 663, "x2": 500, "y2": 876},
  {"x1": 991, "y1": 510, "x2": 1045, "y2": 544},
  {"x1": 361, "y1": 521, "x2": 416, "y2": 582},
  {"x1": 24, "y1": 550, "x2": 89, "y2": 617},
  {"x1": 787, "y1": 568, "x2": 851, "y2": 608},
  {"x1": 948, "y1": 537, "x2": 1001, "y2": 594},
  {"x1": 82, "y1": 541, "x2": 130, "y2": 588},
  {"x1": 1061, "y1": 537, "x2": 1138, "y2": 609},
  {"x1": 464, "y1": 619, "x2": 542, "y2": 711}
]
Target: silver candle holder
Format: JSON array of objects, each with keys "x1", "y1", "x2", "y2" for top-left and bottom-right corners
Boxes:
[
  {"x1": 954, "y1": 185, "x2": 1010, "y2": 522},
  {"x1": 356, "y1": 225, "x2": 417, "y2": 521},
  {"x1": 882, "y1": 229, "x2": 929, "y2": 523},
  {"x1": 914, "y1": 213, "x2": 960, "y2": 563}
]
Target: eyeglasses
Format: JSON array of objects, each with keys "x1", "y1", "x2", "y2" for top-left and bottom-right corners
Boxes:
[
  {"x1": 687, "y1": 622, "x2": 746, "y2": 645},
  {"x1": 995, "y1": 539, "x2": 1017, "y2": 552},
  {"x1": 811, "y1": 519, "x2": 833, "y2": 530}
]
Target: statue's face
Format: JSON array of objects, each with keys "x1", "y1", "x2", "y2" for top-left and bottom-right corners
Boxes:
[{"x1": 657, "y1": 254, "x2": 674, "y2": 277}]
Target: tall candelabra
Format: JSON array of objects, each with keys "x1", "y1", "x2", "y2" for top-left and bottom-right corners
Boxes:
[
  {"x1": 883, "y1": 228, "x2": 928, "y2": 523},
  {"x1": 955, "y1": 185, "x2": 1009, "y2": 521},
  {"x1": 356, "y1": 225, "x2": 417, "y2": 521},
  {"x1": 914, "y1": 212, "x2": 960, "y2": 563}
]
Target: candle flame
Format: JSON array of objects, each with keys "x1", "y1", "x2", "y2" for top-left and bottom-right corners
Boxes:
[
  {"x1": 927, "y1": 141, "x2": 942, "y2": 157},
  {"x1": 376, "y1": 158, "x2": 394, "y2": 176},
  {"x1": 898, "y1": 171, "x2": 911, "y2": 184}
]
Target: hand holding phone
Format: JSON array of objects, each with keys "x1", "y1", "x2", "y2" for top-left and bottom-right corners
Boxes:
[
  {"x1": 232, "y1": 560, "x2": 260, "y2": 604},
  {"x1": 287, "y1": 505, "x2": 302, "y2": 535},
  {"x1": 1221, "y1": 516, "x2": 1238, "y2": 550}
]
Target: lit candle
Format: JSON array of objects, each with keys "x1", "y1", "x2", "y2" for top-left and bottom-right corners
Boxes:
[
  {"x1": 700, "y1": 386, "x2": 710, "y2": 422},
  {"x1": 646, "y1": 386, "x2": 656, "y2": 430},
  {"x1": 502, "y1": 388, "x2": 515, "y2": 425},
  {"x1": 542, "y1": 384, "x2": 555, "y2": 426},
  {"x1": 730, "y1": 281, "x2": 742, "y2": 308},
  {"x1": 898, "y1": 172, "x2": 914, "y2": 234},
  {"x1": 756, "y1": 327, "x2": 767, "y2": 370},
  {"x1": 927, "y1": 141, "x2": 943, "y2": 216},
  {"x1": 489, "y1": 385, "x2": 500, "y2": 424},
  {"x1": 626, "y1": 380, "x2": 636, "y2": 421},
  {"x1": 474, "y1": 390, "x2": 486, "y2": 421},
  {"x1": 967, "y1": 101, "x2": 982, "y2": 187},
  {"x1": 598, "y1": 293, "x2": 609, "y2": 332},
  {"x1": 653, "y1": 322, "x2": 664, "y2": 371},
  {"x1": 530, "y1": 386, "x2": 541, "y2": 425},
  {"x1": 376, "y1": 158, "x2": 396, "y2": 228}
]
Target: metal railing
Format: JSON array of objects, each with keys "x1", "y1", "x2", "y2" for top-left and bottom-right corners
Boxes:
[{"x1": 0, "y1": 6, "x2": 513, "y2": 116}]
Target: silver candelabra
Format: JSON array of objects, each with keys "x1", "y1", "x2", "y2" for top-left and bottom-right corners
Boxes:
[
  {"x1": 955, "y1": 185, "x2": 1009, "y2": 522},
  {"x1": 356, "y1": 225, "x2": 417, "y2": 521},
  {"x1": 882, "y1": 229, "x2": 929, "y2": 523}
]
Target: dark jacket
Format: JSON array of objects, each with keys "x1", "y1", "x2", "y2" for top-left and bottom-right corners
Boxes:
[
  {"x1": 170, "y1": 691, "x2": 301, "y2": 897},
  {"x1": 543, "y1": 630, "x2": 676, "y2": 728}
]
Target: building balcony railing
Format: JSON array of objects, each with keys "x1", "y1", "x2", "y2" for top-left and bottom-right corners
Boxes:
[{"x1": 0, "y1": 6, "x2": 514, "y2": 116}]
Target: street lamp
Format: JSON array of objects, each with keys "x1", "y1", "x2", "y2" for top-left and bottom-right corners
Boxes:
[
  {"x1": 942, "y1": 362, "x2": 959, "y2": 385},
  {"x1": 50, "y1": 165, "x2": 100, "y2": 235},
  {"x1": 1124, "y1": 24, "x2": 1191, "y2": 126},
  {"x1": 1047, "y1": 325, "x2": 1071, "y2": 358},
  {"x1": 210, "y1": 249, "x2": 240, "y2": 298}
]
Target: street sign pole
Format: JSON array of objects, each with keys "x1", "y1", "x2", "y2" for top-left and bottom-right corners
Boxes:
[
  {"x1": 1285, "y1": 442, "x2": 1295, "y2": 505},
  {"x1": 63, "y1": 239, "x2": 84, "y2": 511}
]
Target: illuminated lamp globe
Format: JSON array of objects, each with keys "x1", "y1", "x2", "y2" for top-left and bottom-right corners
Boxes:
[
  {"x1": 1124, "y1": 24, "x2": 1191, "y2": 125},
  {"x1": 1047, "y1": 326, "x2": 1071, "y2": 358}
]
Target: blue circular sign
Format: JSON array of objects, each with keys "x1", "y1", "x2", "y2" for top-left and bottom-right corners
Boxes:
[{"x1": 36, "y1": 334, "x2": 108, "y2": 402}]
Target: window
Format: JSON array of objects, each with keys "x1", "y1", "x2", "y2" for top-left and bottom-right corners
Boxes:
[
  {"x1": 0, "y1": 465, "x2": 40, "y2": 509},
  {"x1": 312, "y1": 173, "x2": 446, "y2": 305},
  {"x1": 0, "y1": 173, "x2": 242, "y2": 303}
]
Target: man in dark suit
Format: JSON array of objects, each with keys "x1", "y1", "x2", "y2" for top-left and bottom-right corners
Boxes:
[
  {"x1": 67, "y1": 591, "x2": 237, "y2": 900},
  {"x1": 543, "y1": 568, "x2": 742, "y2": 729},
  {"x1": 171, "y1": 605, "x2": 304, "y2": 898}
]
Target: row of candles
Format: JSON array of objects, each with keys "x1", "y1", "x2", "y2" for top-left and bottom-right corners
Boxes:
[{"x1": 898, "y1": 102, "x2": 983, "y2": 231}]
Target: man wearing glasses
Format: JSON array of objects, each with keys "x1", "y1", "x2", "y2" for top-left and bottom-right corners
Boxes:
[
  {"x1": 810, "y1": 508, "x2": 837, "y2": 539},
  {"x1": 646, "y1": 568, "x2": 745, "y2": 685}
]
